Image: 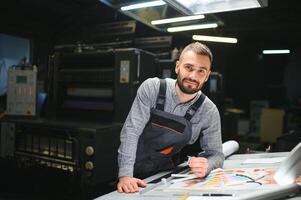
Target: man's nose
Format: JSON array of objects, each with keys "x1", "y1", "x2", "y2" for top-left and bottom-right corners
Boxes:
[{"x1": 188, "y1": 70, "x2": 199, "y2": 79}]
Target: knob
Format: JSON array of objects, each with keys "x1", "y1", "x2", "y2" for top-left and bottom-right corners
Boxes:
[
  {"x1": 85, "y1": 146, "x2": 94, "y2": 156},
  {"x1": 85, "y1": 161, "x2": 94, "y2": 170}
]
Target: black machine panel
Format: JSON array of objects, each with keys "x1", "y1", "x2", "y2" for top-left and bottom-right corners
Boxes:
[
  {"x1": 0, "y1": 119, "x2": 122, "y2": 199},
  {"x1": 47, "y1": 48, "x2": 156, "y2": 122}
]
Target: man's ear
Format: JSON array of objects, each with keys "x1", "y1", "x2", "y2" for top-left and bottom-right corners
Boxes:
[
  {"x1": 175, "y1": 60, "x2": 179, "y2": 74},
  {"x1": 204, "y1": 70, "x2": 211, "y2": 82}
]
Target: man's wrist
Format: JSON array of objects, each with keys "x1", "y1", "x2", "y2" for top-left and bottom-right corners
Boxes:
[{"x1": 118, "y1": 166, "x2": 134, "y2": 178}]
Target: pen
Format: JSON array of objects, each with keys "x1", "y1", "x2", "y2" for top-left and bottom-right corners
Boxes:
[
  {"x1": 171, "y1": 174, "x2": 194, "y2": 178},
  {"x1": 186, "y1": 151, "x2": 207, "y2": 165},
  {"x1": 197, "y1": 151, "x2": 207, "y2": 157},
  {"x1": 202, "y1": 193, "x2": 233, "y2": 196},
  {"x1": 171, "y1": 176, "x2": 198, "y2": 183}
]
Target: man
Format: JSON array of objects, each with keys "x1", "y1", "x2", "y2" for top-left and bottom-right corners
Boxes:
[{"x1": 117, "y1": 42, "x2": 224, "y2": 193}]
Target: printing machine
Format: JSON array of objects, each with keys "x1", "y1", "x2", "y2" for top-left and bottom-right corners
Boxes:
[
  {"x1": 47, "y1": 48, "x2": 156, "y2": 122},
  {"x1": 0, "y1": 47, "x2": 156, "y2": 199},
  {"x1": 0, "y1": 119, "x2": 122, "y2": 199}
]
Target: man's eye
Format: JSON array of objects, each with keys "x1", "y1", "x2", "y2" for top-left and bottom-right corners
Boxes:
[
  {"x1": 199, "y1": 69, "x2": 207, "y2": 75},
  {"x1": 185, "y1": 65, "x2": 192, "y2": 70}
]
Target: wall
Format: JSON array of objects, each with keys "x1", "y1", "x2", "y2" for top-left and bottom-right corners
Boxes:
[{"x1": 0, "y1": 33, "x2": 30, "y2": 61}]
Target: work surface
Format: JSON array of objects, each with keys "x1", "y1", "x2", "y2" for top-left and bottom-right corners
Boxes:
[{"x1": 96, "y1": 152, "x2": 301, "y2": 200}]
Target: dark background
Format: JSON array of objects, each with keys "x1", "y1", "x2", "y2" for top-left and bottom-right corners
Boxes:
[
  {"x1": 1, "y1": 0, "x2": 300, "y2": 111},
  {"x1": 0, "y1": 1, "x2": 301, "y2": 199}
]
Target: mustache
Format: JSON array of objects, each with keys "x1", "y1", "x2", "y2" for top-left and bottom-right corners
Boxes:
[{"x1": 183, "y1": 78, "x2": 199, "y2": 84}]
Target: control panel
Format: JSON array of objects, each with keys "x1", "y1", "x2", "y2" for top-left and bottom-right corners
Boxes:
[{"x1": 6, "y1": 65, "x2": 37, "y2": 116}]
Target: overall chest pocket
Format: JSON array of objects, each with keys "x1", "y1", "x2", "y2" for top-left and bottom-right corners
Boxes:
[
  {"x1": 150, "y1": 113, "x2": 186, "y2": 135},
  {"x1": 143, "y1": 113, "x2": 190, "y2": 156}
]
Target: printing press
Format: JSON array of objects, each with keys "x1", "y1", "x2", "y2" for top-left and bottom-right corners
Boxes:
[
  {"x1": 0, "y1": 48, "x2": 156, "y2": 199},
  {"x1": 47, "y1": 48, "x2": 156, "y2": 122}
]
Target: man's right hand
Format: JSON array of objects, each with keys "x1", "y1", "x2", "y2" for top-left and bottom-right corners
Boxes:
[{"x1": 117, "y1": 176, "x2": 146, "y2": 193}]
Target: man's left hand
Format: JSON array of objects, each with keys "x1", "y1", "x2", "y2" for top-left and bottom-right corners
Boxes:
[{"x1": 188, "y1": 156, "x2": 208, "y2": 178}]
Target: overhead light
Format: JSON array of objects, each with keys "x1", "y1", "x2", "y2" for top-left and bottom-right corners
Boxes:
[
  {"x1": 120, "y1": 0, "x2": 166, "y2": 11},
  {"x1": 167, "y1": 23, "x2": 218, "y2": 32},
  {"x1": 193, "y1": 35, "x2": 238, "y2": 43},
  {"x1": 262, "y1": 49, "x2": 290, "y2": 54},
  {"x1": 166, "y1": 0, "x2": 268, "y2": 14},
  {"x1": 151, "y1": 15, "x2": 205, "y2": 25}
]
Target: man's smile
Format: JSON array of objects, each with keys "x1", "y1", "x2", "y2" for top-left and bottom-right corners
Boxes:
[{"x1": 183, "y1": 79, "x2": 199, "y2": 88}]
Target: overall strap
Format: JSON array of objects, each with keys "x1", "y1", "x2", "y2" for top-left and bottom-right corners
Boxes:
[
  {"x1": 184, "y1": 93, "x2": 206, "y2": 121},
  {"x1": 156, "y1": 79, "x2": 167, "y2": 111}
]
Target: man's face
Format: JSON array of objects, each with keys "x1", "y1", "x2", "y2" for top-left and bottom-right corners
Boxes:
[{"x1": 175, "y1": 50, "x2": 211, "y2": 94}]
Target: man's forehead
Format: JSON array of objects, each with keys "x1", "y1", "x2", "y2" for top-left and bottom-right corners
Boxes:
[{"x1": 181, "y1": 60, "x2": 211, "y2": 70}]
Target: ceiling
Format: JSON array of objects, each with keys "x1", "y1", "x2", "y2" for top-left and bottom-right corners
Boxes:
[
  {"x1": 1, "y1": 0, "x2": 300, "y2": 49},
  {"x1": 213, "y1": 0, "x2": 301, "y2": 48}
]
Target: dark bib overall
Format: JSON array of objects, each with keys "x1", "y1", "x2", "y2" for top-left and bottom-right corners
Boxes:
[{"x1": 134, "y1": 79, "x2": 206, "y2": 178}]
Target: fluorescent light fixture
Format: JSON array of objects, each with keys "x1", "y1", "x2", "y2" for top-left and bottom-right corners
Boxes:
[
  {"x1": 167, "y1": 23, "x2": 218, "y2": 32},
  {"x1": 192, "y1": 35, "x2": 238, "y2": 43},
  {"x1": 262, "y1": 49, "x2": 290, "y2": 54},
  {"x1": 168, "y1": 0, "x2": 268, "y2": 14},
  {"x1": 151, "y1": 15, "x2": 205, "y2": 25},
  {"x1": 121, "y1": 0, "x2": 166, "y2": 11}
]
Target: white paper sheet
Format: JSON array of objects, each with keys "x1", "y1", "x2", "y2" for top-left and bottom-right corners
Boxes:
[{"x1": 242, "y1": 157, "x2": 286, "y2": 165}]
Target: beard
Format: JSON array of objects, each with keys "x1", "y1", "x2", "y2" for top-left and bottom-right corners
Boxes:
[{"x1": 177, "y1": 76, "x2": 201, "y2": 94}]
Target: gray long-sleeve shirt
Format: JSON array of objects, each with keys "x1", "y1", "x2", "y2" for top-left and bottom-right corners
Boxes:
[{"x1": 118, "y1": 77, "x2": 224, "y2": 177}]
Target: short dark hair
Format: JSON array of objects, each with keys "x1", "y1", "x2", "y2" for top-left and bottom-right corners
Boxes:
[{"x1": 179, "y1": 42, "x2": 213, "y2": 63}]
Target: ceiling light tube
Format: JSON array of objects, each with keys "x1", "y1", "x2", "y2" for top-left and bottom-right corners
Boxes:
[
  {"x1": 169, "y1": 0, "x2": 268, "y2": 15},
  {"x1": 262, "y1": 50, "x2": 290, "y2": 54},
  {"x1": 121, "y1": 0, "x2": 166, "y2": 11},
  {"x1": 192, "y1": 35, "x2": 238, "y2": 43},
  {"x1": 151, "y1": 15, "x2": 205, "y2": 25},
  {"x1": 167, "y1": 23, "x2": 218, "y2": 32}
]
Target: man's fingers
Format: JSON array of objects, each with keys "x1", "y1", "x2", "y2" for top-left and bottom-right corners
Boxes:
[
  {"x1": 130, "y1": 182, "x2": 139, "y2": 191},
  {"x1": 189, "y1": 157, "x2": 207, "y2": 164},
  {"x1": 117, "y1": 177, "x2": 147, "y2": 193},
  {"x1": 191, "y1": 167, "x2": 207, "y2": 173},
  {"x1": 190, "y1": 166, "x2": 207, "y2": 177},
  {"x1": 192, "y1": 169, "x2": 208, "y2": 176},
  {"x1": 127, "y1": 183, "x2": 137, "y2": 193},
  {"x1": 189, "y1": 157, "x2": 208, "y2": 178},
  {"x1": 189, "y1": 162, "x2": 207, "y2": 168},
  {"x1": 195, "y1": 171, "x2": 206, "y2": 178},
  {"x1": 136, "y1": 179, "x2": 146, "y2": 187},
  {"x1": 191, "y1": 166, "x2": 207, "y2": 171},
  {"x1": 122, "y1": 184, "x2": 130, "y2": 193},
  {"x1": 117, "y1": 184, "x2": 123, "y2": 193},
  {"x1": 189, "y1": 157, "x2": 208, "y2": 168}
]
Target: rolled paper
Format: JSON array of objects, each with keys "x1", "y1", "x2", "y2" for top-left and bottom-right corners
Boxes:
[{"x1": 222, "y1": 140, "x2": 239, "y2": 157}]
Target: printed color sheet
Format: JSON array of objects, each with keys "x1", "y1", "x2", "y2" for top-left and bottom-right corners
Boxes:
[{"x1": 163, "y1": 167, "x2": 283, "y2": 192}]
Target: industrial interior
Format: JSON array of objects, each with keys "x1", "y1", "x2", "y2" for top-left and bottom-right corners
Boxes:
[{"x1": 0, "y1": 0, "x2": 300, "y2": 199}]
